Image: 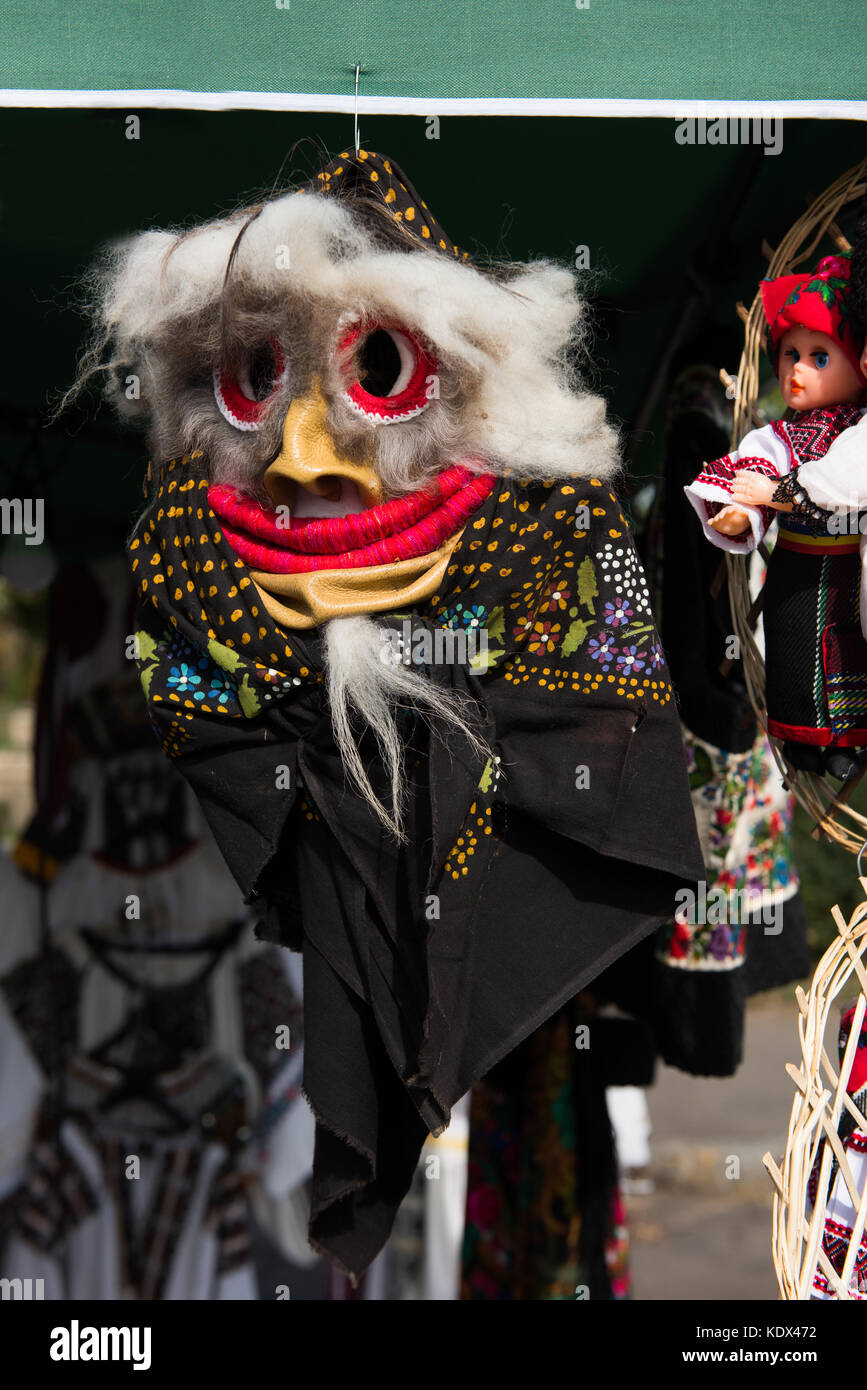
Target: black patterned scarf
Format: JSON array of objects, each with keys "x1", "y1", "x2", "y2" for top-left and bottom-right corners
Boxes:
[{"x1": 128, "y1": 449, "x2": 703, "y2": 1277}]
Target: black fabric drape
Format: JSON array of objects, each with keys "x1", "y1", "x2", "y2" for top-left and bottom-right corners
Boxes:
[{"x1": 128, "y1": 455, "x2": 704, "y2": 1276}]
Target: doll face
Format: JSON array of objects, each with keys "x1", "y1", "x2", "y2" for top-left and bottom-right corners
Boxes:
[{"x1": 777, "y1": 326, "x2": 864, "y2": 411}]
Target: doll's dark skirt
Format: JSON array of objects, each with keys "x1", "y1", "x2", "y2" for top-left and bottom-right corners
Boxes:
[{"x1": 763, "y1": 542, "x2": 867, "y2": 745}]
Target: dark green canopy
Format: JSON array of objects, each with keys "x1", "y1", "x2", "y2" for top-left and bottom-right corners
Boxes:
[{"x1": 1, "y1": 0, "x2": 865, "y2": 559}]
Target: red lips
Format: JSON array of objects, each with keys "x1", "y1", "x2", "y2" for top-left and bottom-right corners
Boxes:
[{"x1": 208, "y1": 463, "x2": 496, "y2": 573}]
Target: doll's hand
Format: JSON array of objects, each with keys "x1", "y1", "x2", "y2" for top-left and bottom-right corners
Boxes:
[
  {"x1": 732, "y1": 470, "x2": 776, "y2": 506},
  {"x1": 709, "y1": 504, "x2": 752, "y2": 536}
]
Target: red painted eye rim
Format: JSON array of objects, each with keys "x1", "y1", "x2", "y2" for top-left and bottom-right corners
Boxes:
[
  {"x1": 339, "y1": 321, "x2": 437, "y2": 423},
  {"x1": 214, "y1": 339, "x2": 287, "y2": 432}
]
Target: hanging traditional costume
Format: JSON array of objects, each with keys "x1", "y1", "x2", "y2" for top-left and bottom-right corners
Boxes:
[
  {"x1": 0, "y1": 560, "x2": 316, "y2": 1299},
  {"x1": 647, "y1": 363, "x2": 808, "y2": 1075}
]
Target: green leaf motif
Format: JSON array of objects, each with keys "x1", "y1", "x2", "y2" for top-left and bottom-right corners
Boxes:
[
  {"x1": 688, "y1": 745, "x2": 714, "y2": 790},
  {"x1": 577, "y1": 557, "x2": 598, "y2": 615},
  {"x1": 238, "y1": 674, "x2": 261, "y2": 718},
  {"x1": 135, "y1": 630, "x2": 157, "y2": 664},
  {"x1": 140, "y1": 665, "x2": 156, "y2": 698},
  {"x1": 486, "y1": 606, "x2": 505, "y2": 645},
  {"x1": 623, "y1": 621, "x2": 654, "y2": 646},
  {"x1": 562, "y1": 617, "x2": 590, "y2": 656},
  {"x1": 208, "y1": 639, "x2": 241, "y2": 674},
  {"x1": 470, "y1": 646, "x2": 506, "y2": 673},
  {"x1": 479, "y1": 757, "x2": 494, "y2": 793}
]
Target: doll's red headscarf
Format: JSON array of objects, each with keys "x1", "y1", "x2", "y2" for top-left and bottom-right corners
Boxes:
[
  {"x1": 761, "y1": 251, "x2": 867, "y2": 385},
  {"x1": 839, "y1": 1002, "x2": 867, "y2": 1095}
]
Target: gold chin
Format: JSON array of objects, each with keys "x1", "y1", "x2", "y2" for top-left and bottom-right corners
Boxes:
[{"x1": 248, "y1": 529, "x2": 464, "y2": 630}]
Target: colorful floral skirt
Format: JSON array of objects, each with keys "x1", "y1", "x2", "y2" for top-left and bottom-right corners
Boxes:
[{"x1": 460, "y1": 1000, "x2": 629, "y2": 1301}]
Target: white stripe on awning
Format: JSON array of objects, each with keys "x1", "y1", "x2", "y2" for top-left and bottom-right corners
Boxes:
[{"x1": 1, "y1": 91, "x2": 866, "y2": 119}]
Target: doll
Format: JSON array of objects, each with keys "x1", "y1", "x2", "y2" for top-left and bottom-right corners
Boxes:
[{"x1": 685, "y1": 252, "x2": 867, "y2": 780}]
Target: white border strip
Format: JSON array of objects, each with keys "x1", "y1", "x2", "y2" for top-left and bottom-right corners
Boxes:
[{"x1": 1, "y1": 90, "x2": 866, "y2": 118}]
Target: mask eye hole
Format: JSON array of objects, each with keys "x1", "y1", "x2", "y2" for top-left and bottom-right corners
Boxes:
[
  {"x1": 214, "y1": 339, "x2": 287, "y2": 431},
  {"x1": 357, "y1": 328, "x2": 415, "y2": 398},
  {"x1": 339, "y1": 321, "x2": 436, "y2": 424}
]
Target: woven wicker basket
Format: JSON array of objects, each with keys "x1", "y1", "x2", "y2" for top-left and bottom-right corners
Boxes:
[
  {"x1": 725, "y1": 157, "x2": 867, "y2": 853},
  {"x1": 764, "y1": 883, "x2": 867, "y2": 1299}
]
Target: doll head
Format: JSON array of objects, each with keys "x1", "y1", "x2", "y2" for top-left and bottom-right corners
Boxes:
[{"x1": 761, "y1": 252, "x2": 867, "y2": 409}]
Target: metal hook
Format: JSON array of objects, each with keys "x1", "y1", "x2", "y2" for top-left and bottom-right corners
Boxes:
[
  {"x1": 353, "y1": 63, "x2": 361, "y2": 154},
  {"x1": 858, "y1": 838, "x2": 867, "y2": 880}
]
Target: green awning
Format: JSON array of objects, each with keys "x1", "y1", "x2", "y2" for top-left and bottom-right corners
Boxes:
[{"x1": 1, "y1": 0, "x2": 865, "y2": 112}]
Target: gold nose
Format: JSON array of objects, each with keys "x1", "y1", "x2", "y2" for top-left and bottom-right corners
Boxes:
[{"x1": 264, "y1": 381, "x2": 383, "y2": 510}]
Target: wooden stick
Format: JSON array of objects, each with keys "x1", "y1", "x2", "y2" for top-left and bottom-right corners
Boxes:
[{"x1": 828, "y1": 220, "x2": 851, "y2": 253}]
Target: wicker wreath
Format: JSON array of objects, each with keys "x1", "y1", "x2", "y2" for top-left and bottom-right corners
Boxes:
[
  {"x1": 764, "y1": 880, "x2": 867, "y2": 1299},
  {"x1": 725, "y1": 157, "x2": 867, "y2": 853}
]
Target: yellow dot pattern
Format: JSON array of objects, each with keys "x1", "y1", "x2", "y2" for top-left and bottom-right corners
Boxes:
[
  {"x1": 443, "y1": 799, "x2": 493, "y2": 881},
  {"x1": 131, "y1": 454, "x2": 320, "y2": 735},
  {"x1": 310, "y1": 148, "x2": 470, "y2": 263}
]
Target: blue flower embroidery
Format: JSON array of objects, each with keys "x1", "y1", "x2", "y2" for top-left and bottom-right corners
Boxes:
[
  {"x1": 441, "y1": 601, "x2": 488, "y2": 631},
  {"x1": 164, "y1": 634, "x2": 236, "y2": 708},
  {"x1": 616, "y1": 645, "x2": 645, "y2": 674},
  {"x1": 167, "y1": 663, "x2": 202, "y2": 693},
  {"x1": 604, "y1": 599, "x2": 633, "y2": 628},
  {"x1": 587, "y1": 632, "x2": 618, "y2": 671}
]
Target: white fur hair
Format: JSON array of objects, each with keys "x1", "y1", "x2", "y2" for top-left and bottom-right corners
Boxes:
[
  {"x1": 324, "y1": 615, "x2": 489, "y2": 842},
  {"x1": 72, "y1": 186, "x2": 621, "y2": 493}
]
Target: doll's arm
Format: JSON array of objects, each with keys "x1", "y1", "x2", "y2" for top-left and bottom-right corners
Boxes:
[
  {"x1": 731, "y1": 470, "x2": 793, "y2": 512},
  {"x1": 768, "y1": 470, "x2": 835, "y2": 527},
  {"x1": 683, "y1": 424, "x2": 791, "y2": 554},
  {"x1": 785, "y1": 413, "x2": 867, "y2": 516}
]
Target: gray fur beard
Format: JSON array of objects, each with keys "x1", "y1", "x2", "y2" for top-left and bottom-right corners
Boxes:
[{"x1": 323, "y1": 615, "x2": 490, "y2": 841}]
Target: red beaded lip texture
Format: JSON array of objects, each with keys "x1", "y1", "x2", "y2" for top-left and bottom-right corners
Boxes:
[
  {"x1": 208, "y1": 319, "x2": 497, "y2": 573},
  {"x1": 209, "y1": 465, "x2": 496, "y2": 574}
]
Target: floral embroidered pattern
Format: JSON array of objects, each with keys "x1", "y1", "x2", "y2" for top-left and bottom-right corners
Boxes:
[
  {"x1": 657, "y1": 727, "x2": 799, "y2": 970},
  {"x1": 461, "y1": 1003, "x2": 630, "y2": 1301}
]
